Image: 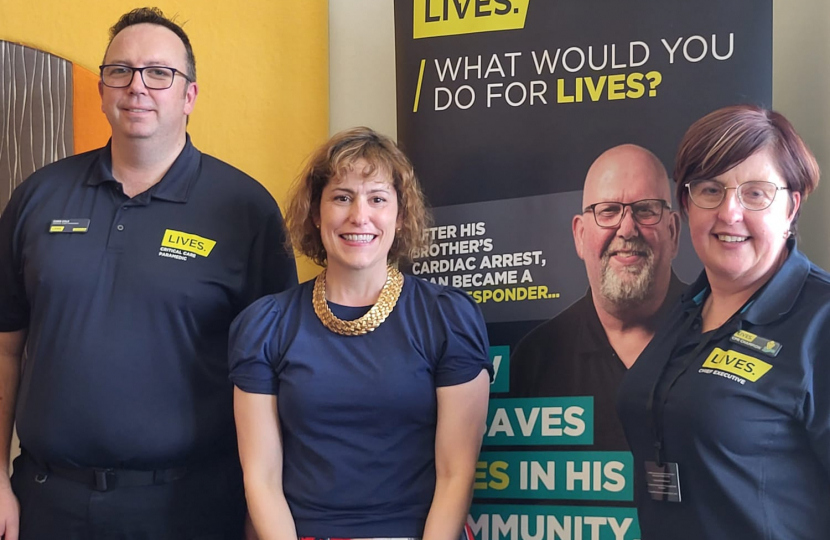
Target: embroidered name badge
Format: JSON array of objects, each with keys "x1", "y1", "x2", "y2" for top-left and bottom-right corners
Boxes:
[
  {"x1": 49, "y1": 219, "x2": 90, "y2": 233},
  {"x1": 701, "y1": 347, "x2": 772, "y2": 383},
  {"x1": 730, "y1": 330, "x2": 782, "y2": 357},
  {"x1": 158, "y1": 229, "x2": 216, "y2": 261}
]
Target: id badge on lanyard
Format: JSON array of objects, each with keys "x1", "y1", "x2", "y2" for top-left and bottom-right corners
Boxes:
[{"x1": 644, "y1": 460, "x2": 681, "y2": 502}]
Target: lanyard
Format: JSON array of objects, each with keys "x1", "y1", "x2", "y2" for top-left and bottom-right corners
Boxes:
[{"x1": 646, "y1": 301, "x2": 723, "y2": 465}]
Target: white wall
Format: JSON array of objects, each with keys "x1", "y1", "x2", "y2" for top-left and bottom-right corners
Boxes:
[
  {"x1": 773, "y1": 0, "x2": 830, "y2": 267},
  {"x1": 329, "y1": 0, "x2": 830, "y2": 266},
  {"x1": 329, "y1": 0, "x2": 397, "y2": 138}
]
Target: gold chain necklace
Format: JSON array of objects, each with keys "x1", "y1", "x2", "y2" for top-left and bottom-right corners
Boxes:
[{"x1": 313, "y1": 266, "x2": 404, "y2": 336}]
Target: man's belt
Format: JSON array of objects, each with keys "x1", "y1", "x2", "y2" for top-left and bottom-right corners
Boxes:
[{"x1": 22, "y1": 449, "x2": 190, "y2": 492}]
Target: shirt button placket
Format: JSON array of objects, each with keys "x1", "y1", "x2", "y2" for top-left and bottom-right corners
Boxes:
[{"x1": 108, "y1": 205, "x2": 129, "y2": 250}]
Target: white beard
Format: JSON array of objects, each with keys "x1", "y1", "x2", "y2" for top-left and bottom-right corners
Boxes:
[{"x1": 599, "y1": 242, "x2": 656, "y2": 308}]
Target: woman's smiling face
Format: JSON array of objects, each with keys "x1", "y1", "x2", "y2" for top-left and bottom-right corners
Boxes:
[
  {"x1": 686, "y1": 148, "x2": 800, "y2": 291},
  {"x1": 317, "y1": 159, "x2": 400, "y2": 275}
]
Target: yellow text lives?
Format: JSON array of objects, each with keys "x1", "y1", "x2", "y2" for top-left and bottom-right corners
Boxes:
[{"x1": 557, "y1": 72, "x2": 662, "y2": 103}]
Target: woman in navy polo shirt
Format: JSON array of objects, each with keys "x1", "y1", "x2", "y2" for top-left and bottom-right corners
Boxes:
[
  {"x1": 228, "y1": 127, "x2": 492, "y2": 540},
  {"x1": 618, "y1": 105, "x2": 830, "y2": 539}
]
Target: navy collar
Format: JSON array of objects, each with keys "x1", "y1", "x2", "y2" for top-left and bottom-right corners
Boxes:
[
  {"x1": 86, "y1": 134, "x2": 200, "y2": 203},
  {"x1": 680, "y1": 238, "x2": 810, "y2": 325}
]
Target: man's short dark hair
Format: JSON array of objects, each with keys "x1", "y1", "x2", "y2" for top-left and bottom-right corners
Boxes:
[{"x1": 104, "y1": 7, "x2": 196, "y2": 81}]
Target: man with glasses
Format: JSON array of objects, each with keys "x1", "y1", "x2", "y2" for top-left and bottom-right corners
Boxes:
[
  {"x1": 511, "y1": 144, "x2": 684, "y2": 450},
  {"x1": 0, "y1": 8, "x2": 296, "y2": 539}
]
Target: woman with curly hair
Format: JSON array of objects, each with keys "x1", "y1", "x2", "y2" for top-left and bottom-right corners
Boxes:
[{"x1": 229, "y1": 127, "x2": 492, "y2": 540}]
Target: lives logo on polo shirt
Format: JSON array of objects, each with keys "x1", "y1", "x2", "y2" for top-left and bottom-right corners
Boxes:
[
  {"x1": 158, "y1": 229, "x2": 217, "y2": 262},
  {"x1": 698, "y1": 347, "x2": 774, "y2": 385}
]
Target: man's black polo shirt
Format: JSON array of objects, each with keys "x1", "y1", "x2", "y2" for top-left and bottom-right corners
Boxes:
[
  {"x1": 510, "y1": 273, "x2": 685, "y2": 450},
  {"x1": 0, "y1": 137, "x2": 297, "y2": 469}
]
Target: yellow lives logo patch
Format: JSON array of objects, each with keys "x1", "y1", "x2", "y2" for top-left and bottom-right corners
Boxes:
[
  {"x1": 702, "y1": 347, "x2": 773, "y2": 382},
  {"x1": 413, "y1": 0, "x2": 530, "y2": 39},
  {"x1": 161, "y1": 229, "x2": 216, "y2": 257}
]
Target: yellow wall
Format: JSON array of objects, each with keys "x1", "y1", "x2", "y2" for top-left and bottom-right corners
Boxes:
[{"x1": 0, "y1": 0, "x2": 326, "y2": 281}]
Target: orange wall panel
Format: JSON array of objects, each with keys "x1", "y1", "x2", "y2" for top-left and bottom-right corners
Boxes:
[{"x1": 72, "y1": 64, "x2": 110, "y2": 154}]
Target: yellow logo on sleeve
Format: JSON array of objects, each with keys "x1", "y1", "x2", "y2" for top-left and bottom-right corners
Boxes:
[
  {"x1": 161, "y1": 229, "x2": 216, "y2": 257},
  {"x1": 702, "y1": 348, "x2": 773, "y2": 382},
  {"x1": 413, "y1": 0, "x2": 530, "y2": 39}
]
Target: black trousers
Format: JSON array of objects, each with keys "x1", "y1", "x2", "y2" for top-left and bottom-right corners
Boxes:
[{"x1": 11, "y1": 451, "x2": 246, "y2": 540}]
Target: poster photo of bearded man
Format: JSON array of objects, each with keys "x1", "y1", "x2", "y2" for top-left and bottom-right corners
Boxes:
[{"x1": 509, "y1": 144, "x2": 685, "y2": 451}]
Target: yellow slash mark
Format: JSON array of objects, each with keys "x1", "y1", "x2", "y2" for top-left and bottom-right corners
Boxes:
[{"x1": 413, "y1": 59, "x2": 426, "y2": 113}]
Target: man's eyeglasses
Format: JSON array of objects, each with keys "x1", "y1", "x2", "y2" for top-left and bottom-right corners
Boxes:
[
  {"x1": 99, "y1": 64, "x2": 193, "y2": 90},
  {"x1": 583, "y1": 199, "x2": 671, "y2": 228},
  {"x1": 685, "y1": 180, "x2": 789, "y2": 211}
]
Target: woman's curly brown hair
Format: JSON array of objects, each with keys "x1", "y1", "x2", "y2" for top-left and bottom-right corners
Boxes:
[{"x1": 284, "y1": 127, "x2": 430, "y2": 267}]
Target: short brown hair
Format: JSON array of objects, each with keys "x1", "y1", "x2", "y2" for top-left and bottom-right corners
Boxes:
[
  {"x1": 285, "y1": 127, "x2": 429, "y2": 266},
  {"x1": 674, "y1": 105, "x2": 819, "y2": 227},
  {"x1": 105, "y1": 7, "x2": 196, "y2": 81}
]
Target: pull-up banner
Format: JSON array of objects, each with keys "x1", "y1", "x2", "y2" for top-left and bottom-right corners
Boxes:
[{"x1": 395, "y1": 1, "x2": 771, "y2": 539}]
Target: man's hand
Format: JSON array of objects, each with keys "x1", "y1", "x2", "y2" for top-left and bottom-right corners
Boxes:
[
  {"x1": 0, "y1": 331, "x2": 23, "y2": 540},
  {"x1": 0, "y1": 480, "x2": 19, "y2": 540}
]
